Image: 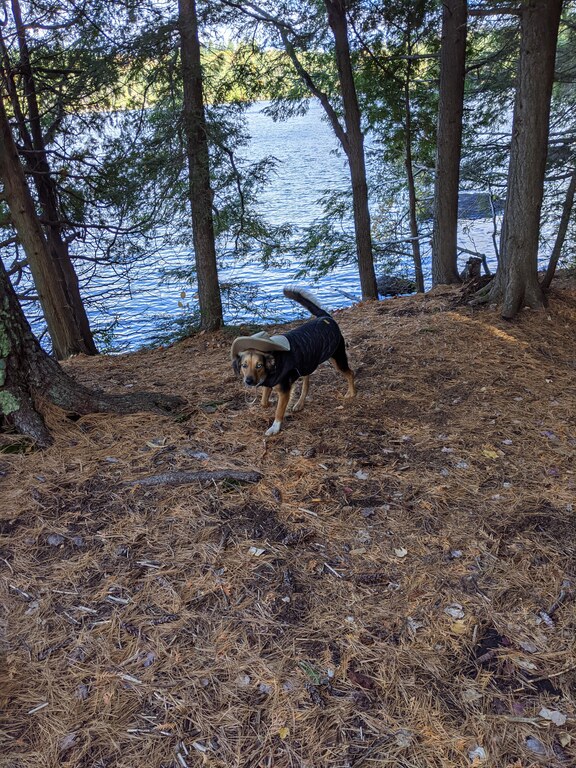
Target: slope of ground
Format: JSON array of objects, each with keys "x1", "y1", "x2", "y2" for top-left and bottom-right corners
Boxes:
[{"x1": 2, "y1": 280, "x2": 576, "y2": 767}]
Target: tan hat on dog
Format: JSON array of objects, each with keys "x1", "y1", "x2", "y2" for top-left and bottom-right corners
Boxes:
[{"x1": 231, "y1": 330, "x2": 291, "y2": 357}]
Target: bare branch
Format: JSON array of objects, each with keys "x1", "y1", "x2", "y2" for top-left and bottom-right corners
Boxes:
[
  {"x1": 220, "y1": 0, "x2": 349, "y2": 152},
  {"x1": 469, "y1": 6, "x2": 522, "y2": 16}
]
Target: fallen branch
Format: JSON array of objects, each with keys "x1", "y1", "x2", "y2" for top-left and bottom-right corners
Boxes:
[{"x1": 126, "y1": 469, "x2": 263, "y2": 488}]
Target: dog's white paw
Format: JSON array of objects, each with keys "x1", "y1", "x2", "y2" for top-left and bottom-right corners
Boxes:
[{"x1": 265, "y1": 420, "x2": 282, "y2": 436}]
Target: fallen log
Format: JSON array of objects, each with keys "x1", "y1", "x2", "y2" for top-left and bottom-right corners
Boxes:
[{"x1": 126, "y1": 469, "x2": 263, "y2": 488}]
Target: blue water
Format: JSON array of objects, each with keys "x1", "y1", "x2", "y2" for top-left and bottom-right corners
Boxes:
[{"x1": 36, "y1": 102, "x2": 501, "y2": 351}]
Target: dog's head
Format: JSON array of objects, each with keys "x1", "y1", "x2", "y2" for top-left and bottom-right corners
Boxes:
[{"x1": 232, "y1": 349, "x2": 276, "y2": 387}]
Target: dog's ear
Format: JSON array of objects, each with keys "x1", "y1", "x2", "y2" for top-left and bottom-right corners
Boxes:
[
  {"x1": 264, "y1": 353, "x2": 276, "y2": 372},
  {"x1": 232, "y1": 355, "x2": 241, "y2": 375}
]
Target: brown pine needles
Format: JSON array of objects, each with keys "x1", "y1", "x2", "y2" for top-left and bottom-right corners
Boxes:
[{"x1": 2, "y1": 276, "x2": 576, "y2": 767}]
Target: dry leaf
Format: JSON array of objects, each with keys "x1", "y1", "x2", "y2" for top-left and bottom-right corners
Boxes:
[
  {"x1": 59, "y1": 732, "x2": 77, "y2": 752},
  {"x1": 450, "y1": 620, "x2": 468, "y2": 635},
  {"x1": 347, "y1": 669, "x2": 377, "y2": 690},
  {"x1": 461, "y1": 688, "x2": 483, "y2": 703},
  {"x1": 468, "y1": 745, "x2": 487, "y2": 764},
  {"x1": 514, "y1": 657, "x2": 537, "y2": 671},
  {"x1": 146, "y1": 437, "x2": 168, "y2": 448},
  {"x1": 539, "y1": 707, "x2": 567, "y2": 726},
  {"x1": 394, "y1": 547, "x2": 408, "y2": 558},
  {"x1": 444, "y1": 603, "x2": 465, "y2": 619},
  {"x1": 525, "y1": 736, "x2": 547, "y2": 755},
  {"x1": 394, "y1": 729, "x2": 413, "y2": 748}
]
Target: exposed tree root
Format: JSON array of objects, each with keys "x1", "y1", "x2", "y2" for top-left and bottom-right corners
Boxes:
[
  {"x1": 2, "y1": 254, "x2": 186, "y2": 448},
  {"x1": 468, "y1": 278, "x2": 495, "y2": 306}
]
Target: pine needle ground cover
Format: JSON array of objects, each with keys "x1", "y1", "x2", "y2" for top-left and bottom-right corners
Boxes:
[{"x1": 2, "y1": 280, "x2": 575, "y2": 767}]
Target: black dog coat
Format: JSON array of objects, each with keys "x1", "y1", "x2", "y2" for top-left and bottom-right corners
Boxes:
[{"x1": 260, "y1": 316, "x2": 343, "y2": 388}]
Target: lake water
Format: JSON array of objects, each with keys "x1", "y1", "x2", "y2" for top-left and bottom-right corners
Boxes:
[{"x1": 82, "y1": 101, "x2": 499, "y2": 351}]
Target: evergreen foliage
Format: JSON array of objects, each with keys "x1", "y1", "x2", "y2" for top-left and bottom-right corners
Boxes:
[{"x1": 1, "y1": 0, "x2": 575, "y2": 349}]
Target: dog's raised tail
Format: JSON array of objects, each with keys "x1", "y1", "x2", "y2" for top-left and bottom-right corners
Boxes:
[{"x1": 283, "y1": 285, "x2": 329, "y2": 318}]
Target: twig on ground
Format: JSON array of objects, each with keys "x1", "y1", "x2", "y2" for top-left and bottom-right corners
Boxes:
[
  {"x1": 475, "y1": 649, "x2": 498, "y2": 665},
  {"x1": 538, "y1": 578, "x2": 573, "y2": 626},
  {"x1": 547, "y1": 578, "x2": 573, "y2": 616}
]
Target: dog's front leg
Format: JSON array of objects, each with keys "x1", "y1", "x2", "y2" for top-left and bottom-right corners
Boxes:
[
  {"x1": 265, "y1": 385, "x2": 291, "y2": 436},
  {"x1": 291, "y1": 375, "x2": 309, "y2": 412},
  {"x1": 261, "y1": 386, "x2": 272, "y2": 407}
]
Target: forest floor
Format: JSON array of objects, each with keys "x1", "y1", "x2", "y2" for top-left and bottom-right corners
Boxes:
[{"x1": 2, "y1": 275, "x2": 576, "y2": 768}]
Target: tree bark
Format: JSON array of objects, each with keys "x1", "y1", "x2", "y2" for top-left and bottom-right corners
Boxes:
[
  {"x1": 226, "y1": 1, "x2": 377, "y2": 301},
  {"x1": 325, "y1": 0, "x2": 378, "y2": 301},
  {"x1": 2, "y1": 1, "x2": 97, "y2": 358},
  {"x1": 0, "y1": 259, "x2": 184, "y2": 447},
  {"x1": 403, "y1": 48, "x2": 425, "y2": 293},
  {"x1": 178, "y1": 0, "x2": 223, "y2": 331},
  {"x1": 488, "y1": 0, "x2": 562, "y2": 318},
  {"x1": 0, "y1": 92, "x2": 95, "y2": 361},
  {"x1": 541, "y1": 167, "x2": 576, "y2": 291},
  {"x1": 432, "y1": 0, "x2": 467, "y2": 286}
]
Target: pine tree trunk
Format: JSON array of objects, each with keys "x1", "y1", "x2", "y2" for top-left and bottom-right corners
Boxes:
[
  {"x1": 432, "y1": 0, "x2": 467, "y2": 286},
  {"x1": 0, "y1": 93, "x2": 95, "y2": 360},
  {"x1": 0, "y1": 260, "x2": 184, "y2": 447},
  {"x1": 325, "y1": 0, "x2": 377, "y2": 301},
  {"x1": 4, "y1": 1, "x2": 97, "y2": 358},
  {"x1": 403, "y1": 57, "x2": 424, "y2": 293},
  {"x1": 178, "y1": 0, "x2": 223, "y2": 330},
  {"x1": 489, "y1": 0, "x2": 562, "y2": 318},
  {"x1": 541, "y1": 167, "x2": 576, "y2": 291}
]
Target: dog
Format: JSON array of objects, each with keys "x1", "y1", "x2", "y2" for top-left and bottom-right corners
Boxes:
[{"x1": 231, "y1": 286, "x2": 356, "y2": 435}]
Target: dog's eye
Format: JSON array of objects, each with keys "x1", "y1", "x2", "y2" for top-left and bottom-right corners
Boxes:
[
  {"x1": 241, "y1": 363, "x2": 248, "y2": 369},
  {"x1": 256, "y1": 363, "x2": 262, "y2": 369}
]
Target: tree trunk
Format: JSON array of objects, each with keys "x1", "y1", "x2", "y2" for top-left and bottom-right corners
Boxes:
[
  {"x1": 403, "y1": 50, "x2": 424, "y2": 294},
  {"x1": 488, "y1": 0, "x2": 562, "y2": 318},
  {"x1": 541, "y1": 167, "x2": 576, "y2": 291},
  {"x1": 239, "y1": 1, "x2": 377, "y2": 301},
  {"x1": 432, "y1": 0, "x2": 467, "y2": 286},
  {"x1": 178, "y1": 0, "x2": 223, "y2": 331},
  {"x1": 0, "y1": 92, "x2": 96, "y2": 360},
  {"x1": 3, "y1": 0, "x2": 97, "y2": 358},
  {"x1": 325, "y1": 0, "x2": 377, "y2": 301},
  {"x1": 0, "y1": 259, "x2": 184, "y2": 448}
]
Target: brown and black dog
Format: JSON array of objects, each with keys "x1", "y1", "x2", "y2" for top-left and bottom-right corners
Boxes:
[{"x1": 231, "y1": 286, "x2": 356, "y2": 435}]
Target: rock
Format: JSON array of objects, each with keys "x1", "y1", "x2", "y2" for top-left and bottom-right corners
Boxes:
[{"x1": 376, "y1": 275, "x2": 417, "y2": 297}]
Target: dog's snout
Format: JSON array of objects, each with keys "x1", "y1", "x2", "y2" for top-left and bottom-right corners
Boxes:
[{"x1": 245, "y1": 376, "x2": 255, "y2": 386}]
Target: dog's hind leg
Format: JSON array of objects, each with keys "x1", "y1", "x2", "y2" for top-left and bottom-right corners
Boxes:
[
  {"x1": 291, "y1": 376, "x2": 309, "y2": 412},
  {"x1": 330, "y1": 338, "x2": 356, "y2": 398},
  {"x1": 261, "y1": 386, "x2": 272, "y2": 407},
  {"x1": 265, "y1": 384, "x2": 292, "y2": 436}
]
